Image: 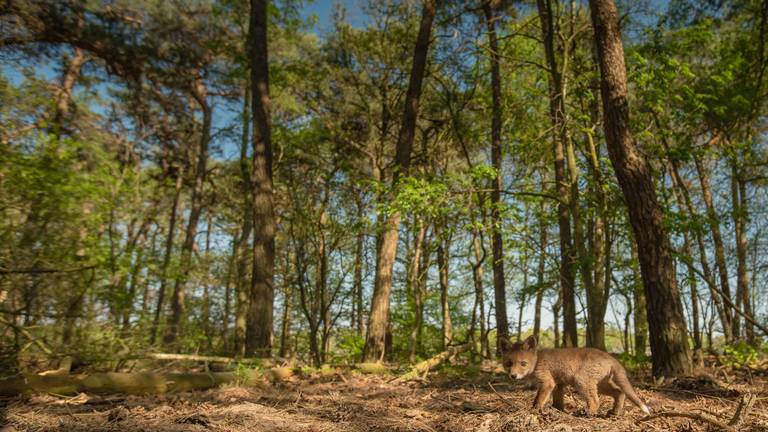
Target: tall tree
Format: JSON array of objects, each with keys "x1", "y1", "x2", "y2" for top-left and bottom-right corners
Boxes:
[
  {"x1": 589, "y1": 0, "x2": 692, "y2": 376},
  {"x1": 363, "y1": 0, "x2": 437, "y2": 362},
  {"x1": 536, "y1": 0, "x2": 578, "y2": 347},
  {"x1": 482, "y1": 0, "x2": 510, "y2": 355},
  {"x1": 246, "y1": 0, "x2": 276, "y2": 358}
]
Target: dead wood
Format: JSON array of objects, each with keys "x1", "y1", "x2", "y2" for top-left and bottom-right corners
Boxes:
[
  {"x1": 0, "y1": 370, "x2": 262, "y2": 396},
  {"x1": 395, "y1": 344, "x2": 470, "y2": 382},
  {"x1": 638, "y1": 391, "x2": 756, "y2": 432}
]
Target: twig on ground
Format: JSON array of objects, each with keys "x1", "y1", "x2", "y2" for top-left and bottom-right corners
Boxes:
[
  {"x1": 488, "y1": 382, "x2": 518, "y2": 411},
  {"x1": 638, "y1": 392, "x2": 755, "y2": 432},
  {"x1": 638, "y1": 411, "x2": 735, "y2": 431}
]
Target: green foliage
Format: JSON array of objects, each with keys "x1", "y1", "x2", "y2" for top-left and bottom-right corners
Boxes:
[
  {"x1": 335, "y1": 332, "x2": 365, "y2": 363},
  {"x1": 617, "y1": 352, "x2": 651, "y2": 371},
  {"x1": 722, "y1": 342, "x2": 760, "y2": 367}
]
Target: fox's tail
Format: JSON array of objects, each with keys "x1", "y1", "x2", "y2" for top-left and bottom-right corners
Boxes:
[{"x1": 612, "y1": 365, "x2": 651, "y2": 415}]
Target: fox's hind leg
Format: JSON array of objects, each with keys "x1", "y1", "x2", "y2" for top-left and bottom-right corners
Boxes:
[
  {"x1": 552, "y1": 385, "x2": 565, "y2": 411},
  {"x1": 599, "y1": 378, "x2": 625, "y2": 416}
]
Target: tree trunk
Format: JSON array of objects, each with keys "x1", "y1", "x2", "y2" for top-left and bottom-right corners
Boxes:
[
  {"x1": 222, "y1": 229, "x2": 238, "y2": 351},
  {"x1": 408, "y1": 220, "x2": 427, "y2": 363},
  {"x1": 279, "y1": 268, "x2": 292, "y2": 358},
  {"x1": 353, "y1": 194, "x2": 365, "y2": 337},
  {"x1": 552, "y1": 292, "x2": 562, "y2": 348},
  {"x1": 483, "y1": 0, "x2": 510, "y2": 356},
  {"x1": 165, "y1": 75, "x2": 211, "y2": 347},
  {"x1": 533, "y1": 174, "x2": 548, "y2": 341},
  {"x1": 660, "y1": 127, "x2": 731, "y2": 346},
  {"x1": 246, "y1": 0, "x2": 276, "y2": 358},
  {"x1": 536, "y1": 0, "x2": 577, "y2": 348},
  {"x1": 630, "y1": 236, "x2": 648, "y2": 356},
  {"x1": 584, "y1": 130, "x2": 609, "y2": 350},
  {"x1": 731, "y1": 161, "x2": 754, "y2": 344},
  {"x1": 470, "y1": 230, "x2": 487, "y2": 357},
  {"x1": 589, "y1": 0, "x2": 692, "y2": 377},
  {"x1": 437, "y1": 231, "x2": 452, "y2": 350},
  {"x1": 363, "y1": 0, "x2": 436, "y2": 362},
  {"x1": 235, "y1": 82, "x2": 253, "y2": 357},
  {"x1": 693, "y1": 148, "x2": 734, "y2": 342},
  {"x1": 150, "y1": 172, "x2": 183, "y2": 345}
]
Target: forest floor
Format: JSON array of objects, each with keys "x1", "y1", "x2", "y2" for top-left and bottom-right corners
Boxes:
[{"x1": 2, "y1": 363, "x2": 767, "y2": 432}]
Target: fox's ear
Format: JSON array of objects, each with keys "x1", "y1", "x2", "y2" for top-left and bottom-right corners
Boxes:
[
  {"x1": 523, "y1": 335, "x2": 538, "y2": 350},
  {"x1": 499, "y1": 336, "x2": 514, "y2": 352}
]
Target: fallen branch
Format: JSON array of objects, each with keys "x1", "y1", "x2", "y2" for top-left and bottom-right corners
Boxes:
[
  {"x1": 637, "y1": 392, "x2": 755, "y2": 432},
  {"x1": 728, "y1": 392, "x2": 755, "y2": 427},
  {"x1": 143, "y1": 353, "x2": 237, "y2": 364},
  {"x1": 637, "y1": 411, "x2": 735, "y2": 432},
  {"x1": 395, "y1": 344, "x2": 470, "y2": 382},
  {"x1": 0, "y1": 370, "x2": 262, "y2": 397}
]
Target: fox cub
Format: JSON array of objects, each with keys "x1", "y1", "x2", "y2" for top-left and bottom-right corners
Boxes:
[{"x1": 500, "y1": 335, "x2": 650, "y2": 416}]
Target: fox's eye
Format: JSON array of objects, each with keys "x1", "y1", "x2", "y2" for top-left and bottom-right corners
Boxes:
[
  {"x1": 520, "y1": 361, "x2": 528, "y2": 367},
  {"x1": 504, "y1": 361, "x2": 512, "y2": 368}
]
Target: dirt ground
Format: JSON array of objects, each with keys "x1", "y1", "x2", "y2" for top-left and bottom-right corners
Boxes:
[{"x1": 2, "y1": 369, "x2": 767, "y2": 432}]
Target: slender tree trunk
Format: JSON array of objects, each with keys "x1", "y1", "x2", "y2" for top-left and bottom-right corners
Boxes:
[
  {"x1": 235, "y1": 82, "x2": 253, "y2": 357},
  {"x1": 279, "y1": 281, "x2": 292, "y2": 358},
  {"x1": 552, "y1": 293, "x2": 562, "y2": 348},
  {"x1": 533, "y1": 175, "x2": 548, "y2": 341},
  {"x1": 363, "y1": 0, "x2": 437, "y2": 362},
  {"x1": 150, "y1": 172, "x2": 183, "y2": 345},
  {"x1": 468, "y1": 227, "x2": 488, "y2": 357},
  {"x1": 246, "y1": 0, "x2": 276, "y2": 358},
  {"x1": 693, "y1": 148, "x2": 734, "y2": 342},
  {"x1": 589, "y1": 0, "x2": 692, "y2": 376},
  {"x1": 483, "y1": 0, "x2": 510, "y2": 356},
  {"x1": 437, "y1": 230, "x2": 452, "y2": 349},
  {"x1": 121, "y1": 232, "x2": 147, "y2": 333},
  {"x1": 537, "y1": 0, "x2": 577, "y2": 348},
  {"x1": 165, "y1": 75, "x2": 211, "y2": 346},
  {"x1": 353, "y1": 194, "x2": 365, "y2": 337},
  {"x1": 408, "y1": 221, "x2": 426, "y2": 363},
  {"x1": 661, "y1": 128, "x2": 731, "y2": 344},
  {"x1": 222, "y1": 230, "x2": 238, "y2": 351},
  {"x1": 584, "y1": 131, "x2": 609, "y2": 350},
  {"x1": 731, "y1": 161, "x2": 754, "y2": 343},
  {"x1": 202, "y1": 214, "x2": 213, "y2": 349},
  {"x1": 679, "y1": 228, "x2": 703, "y2": 366}
]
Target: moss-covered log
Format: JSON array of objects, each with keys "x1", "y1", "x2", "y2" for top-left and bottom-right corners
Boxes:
[{"x1": 396, "y1": 344, "x2": 470, "y2": 382}]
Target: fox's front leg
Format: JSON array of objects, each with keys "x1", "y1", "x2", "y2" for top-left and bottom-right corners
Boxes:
[{"x1": 533, "y1": 377, "x2": 556, "y2": 411}]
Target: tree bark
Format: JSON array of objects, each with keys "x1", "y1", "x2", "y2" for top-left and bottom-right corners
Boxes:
[
  {"x1": 693, "y1": 148, "x2": 734, "y2": 342},
  {"x1": 150, "y1": 172, "x2": 183, "y2": 345},
  {"x1": 235, "y1": 82, "x2": 253, "y2": 357},
  {"x1": 533, "y1": 173, "x2": 548, "y2": 341},
  {"x1": 408, "y1": 220, "x2": 427, "y2": 363},
  {"x1": 483, "y1": 0, "x2": 510, "y2": 356},
  {"x1": 437, "y1": 231, "x2": 452, "y2": 350},
  {"x1": 363, "y1": 0, "x2": 437, "y2": 362},
  {"x1": 589, "y1": 0, "x2": 691, "y2": 376},
  {"x1": 353, "y1": 193, "x2": 365, "y2": 337},
  {"x1": 536, "y1": 0, "x2": 577, "y2": 348},
  {"x1": 731, "y1": 161, "x2": 754, "y2": 344},
  {"x1": 246, "y1": 0, "x2": 276, "y2": 358}
]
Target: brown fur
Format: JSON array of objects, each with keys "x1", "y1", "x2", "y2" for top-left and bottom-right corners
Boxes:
[{"x1": 500, "y1": 335, "x2": 650, "y2": 416}]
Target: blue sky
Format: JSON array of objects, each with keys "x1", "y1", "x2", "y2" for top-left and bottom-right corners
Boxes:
[{"x1": 300, "y1": 0, "x2": 368, "y2": 32}]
